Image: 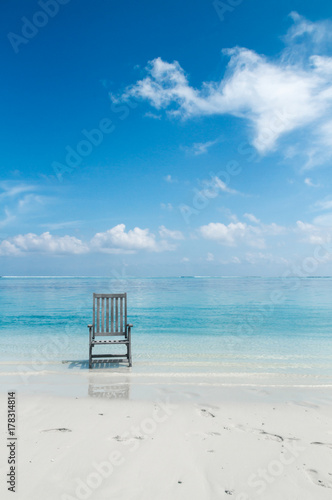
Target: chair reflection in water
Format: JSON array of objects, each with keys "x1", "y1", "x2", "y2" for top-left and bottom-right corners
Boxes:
[
  {"x1": 88, "y1": 293, "x2": 133, "y2": 369},
  {"x1": 88, "y1": 375, "x2": 130, "y2": 399}
]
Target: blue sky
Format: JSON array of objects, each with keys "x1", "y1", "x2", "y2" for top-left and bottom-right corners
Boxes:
[{"x1": 1, "y1": 0, "x2": 332, "y2": 276}]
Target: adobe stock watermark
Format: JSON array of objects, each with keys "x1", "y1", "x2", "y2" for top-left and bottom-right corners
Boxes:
[
  {"x1": 238, "y1": 239, "x2": 332, "y2": 336},
  {"x1": 236, "y1": 439, "x2": 306, "y2": 499},
  {"x1": 179, "y1": 161, "x2": 242, "y2": 224},
  {"x1": 52, "y1": 97, "x2": 137, "y2": 182},
  {"x1": 17, "y1": 295, "x2": 91, "y2": 383},
  {"x1": 213, "y1": 0, "x2": 244, "y2": 23},
  {"x1": 8, "y1": 0, "x2": 71, "y2": 54},
  {"x1": 179, "y1": 108, "x2": 293, "y2": 225},
  {"x1": 52, "y1": 118, "x2": 115, "y2": 181},
  {"x1": 61, "y1": 397, "x2": 178, "y2": 500}
]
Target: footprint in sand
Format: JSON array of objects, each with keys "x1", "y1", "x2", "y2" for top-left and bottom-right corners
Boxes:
[
  {"x1": 306, "y1": 469, "x2": 332, "y2": 489},
  {"x1": 42, "y1": 428, "x2": 72, "y2": 433},
  {"x1": 292, "y1": 401, "x2": 319, "y2": 409},
  {"x1": 197, "y1": 408, "x2": 216, "y2": 418},
  {"x1": 234, "y1": 424, "x2": 284, "y2": 442},
  {"x1": 311, "y1": 441, "x2": 332, "y2": 449}
]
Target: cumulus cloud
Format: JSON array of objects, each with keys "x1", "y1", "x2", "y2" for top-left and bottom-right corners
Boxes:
[
  {"x1": 114, "y1": 13, "x2": 332, "y2": 165},
  {"x1": 296, "y1": 220, "x2": 332, "y2": 244},
  {"x1": 0, "y1": 232, "x2": 89, "y2": 256},
  {"x1": 199, "y1": 218, "x2": 285, "y2": 248},
  {"x1": 199, "y1": 221, "x2": 265, "y2": 248},
  {"x1": 90, "y1": 224, "x2": 176, "y2": 253},
  {"x1": 0, "y1": 224, "x2": 180, "y2": 256}
]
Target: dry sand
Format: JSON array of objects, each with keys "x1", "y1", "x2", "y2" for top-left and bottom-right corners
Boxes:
[{"x1": 1, "y1": 370, "x2": 332, "y2": 499}]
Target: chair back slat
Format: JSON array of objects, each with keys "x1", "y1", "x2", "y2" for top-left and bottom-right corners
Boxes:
[
  {"x1": 106, "y1": 297, "x2": 109, "y2": 333},
  {"x1": 115, "y1": 298, "x2": 118, "y2": 332},
  {"x1": 93, "y1": 293, "x2": 127, "y2": 336},
  {"x1": 101, "y1": 298, "x2": 105, "y2": 333},
  {"x1": 120, "y1": 298, "x2": 123, "y2": 332},
  {"x1": 96, "y1": 297, "x2": 100, "y2": 332}
]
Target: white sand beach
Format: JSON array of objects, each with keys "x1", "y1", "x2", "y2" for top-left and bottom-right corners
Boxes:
[{"x1": 1, "y1": 370, "x2": 332, "y2": 500}]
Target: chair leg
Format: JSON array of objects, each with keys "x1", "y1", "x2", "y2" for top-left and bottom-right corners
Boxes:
[
  {"x1": 89, "y1": 345, "x2": 92, "y2": 369},
  {"x1": 128, "y1": 342, "x2": 132, "y2": 367}
]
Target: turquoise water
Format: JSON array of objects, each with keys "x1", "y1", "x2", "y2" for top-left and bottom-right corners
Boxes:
[{"x1": 1, "y1": 276, "x2": 332, "y2": 376}]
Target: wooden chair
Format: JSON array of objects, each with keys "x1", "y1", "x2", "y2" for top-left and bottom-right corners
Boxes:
[{"x1": 88, "y1": 293, "x2": 133, "y2": 368}]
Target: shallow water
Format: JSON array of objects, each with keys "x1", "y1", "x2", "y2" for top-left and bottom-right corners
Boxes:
[{"x1": 0, "y1": 276, "x2": 332, "y2": 376}]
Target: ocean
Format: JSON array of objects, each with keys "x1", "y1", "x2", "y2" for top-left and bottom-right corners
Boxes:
[{"x1": 1, "y1": 276, "x2": 332, "y2": 378}]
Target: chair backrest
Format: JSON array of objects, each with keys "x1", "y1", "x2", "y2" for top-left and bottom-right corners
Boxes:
[{"x1": 93, "y1": 293, "x2": 127, "y2": 336}]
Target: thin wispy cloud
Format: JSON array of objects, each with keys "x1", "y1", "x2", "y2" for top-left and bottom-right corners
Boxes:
[
  {"x1": 313, "y1": 198, "x2": 332, "y2": 211},
  {"x1": 159, "y1": 225, "x2": 184, "y2": 240},
  {"x1": 163, "y1": 174, "x2": 177, "y2": 183},
  {"x1": 0, "y1": 208, "x2": 16, "y2": 229},
  {"x1": 304, "y1": 177, "x2": 320, "y2": 187},
  {"x1": 115, "y1": 13, "x2": 332, "y2": 167},
  {"x1": 0, "y1": 183, "x2": 44, "y2": 229},
  {"x1": 160, "y1": 202, "x2": 173, "y2": 211},
  {"x1": 186, "y1": 138, "x2": 219, "y2": 156},
  {"x1": 0, "y1": 182, "x2": 37, "y2": 201},
  {"x1": 40, "y1": 221, "x2": 83, "y2": 230},
  {"x1": 144, "y1": 111, "x2": 162, "y2": 120},
  {"x1": 244, "y1": 213, "x2": 260, "y2": 224}
]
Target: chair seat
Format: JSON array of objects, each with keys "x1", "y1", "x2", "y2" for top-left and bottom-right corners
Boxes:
[{"x1": 92, "y1": 339, "x2": 129, "y2": 344}]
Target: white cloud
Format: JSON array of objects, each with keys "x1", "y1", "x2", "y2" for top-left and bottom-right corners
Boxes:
[
  {"x1": 0, "y1": 182, "x2": 37, "y2": 201},
  {"x1": 40, "y1": 221, "x2": 83, "y2": 230},
  {"x1": 199, "y1": 222, "x2": 265, "y2": 248},
  {"x1": 164, "y1": 174, "x2": 176, "y2": 183},
  {"x1": 199, "y1": 218, "x2": 285, "y2": 248},
  {"x1": 0, "y1": 232, "x2": 89, "y2": 256},
  {"x1": 220, "y1": 256, "x2": 241, "y2": 264},
  {"x1": 313, "y1": 213, "x2": 332, "y2": 226},
  {"x1": 212, "y1": 177, "x2": 238, "y2": 195},
  {"x1": 160, "y1": 202, "x2": 173, "y2": 211},
  {"x1": 244, "y1": 213, "x2": 260, "y2": 224},
  {"x1": 304, "y1": 177, "x2": 320, "y2": 187},
  {"x1": 313, "y1": 198, "x2": 332, "y2": 211},
  {"x1": 0, "y1": 224, "x2": 179, "y2": 256},
  {"x1": 245, "y1": 252, "x2": 289, "y2": 265},
  {"x1": 144, "y1": 111, "x2": 162, "y2": 120},
  {"x1": 206, "y1": 252, "x2": 214, "y2": 261},
  {"x1": 296, "y1": 220, "x2": 331, "y2": 244},
  {"x1": 115, "y1": 14, "x2": 332, "y2": 165},
  {"x1": 0, "y1": 240, "x2": 21, "y2": 256},
  {"x1": 0, "y1": 208, "x2": 16, "y2": 228},
  {"x1": 90, "y1": 224, "x2": 175, "y2": 253},
  {"x1": 187, "y1": 139, "x2": 219, "y2": 156},
  {"x1": 194, "y1": 176, "x2": 240, "y2": 205},
  {"x1": 158, "y1": 225, "x2": 184, "y2": 240}
]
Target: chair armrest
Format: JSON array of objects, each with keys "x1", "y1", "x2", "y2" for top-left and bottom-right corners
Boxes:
[
  {"x1": 88, "y1": 324, "x2": 93, "y2": 328},
  {"x1": 127, "y1": 324, "x2": 133, "y2": 328}
]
